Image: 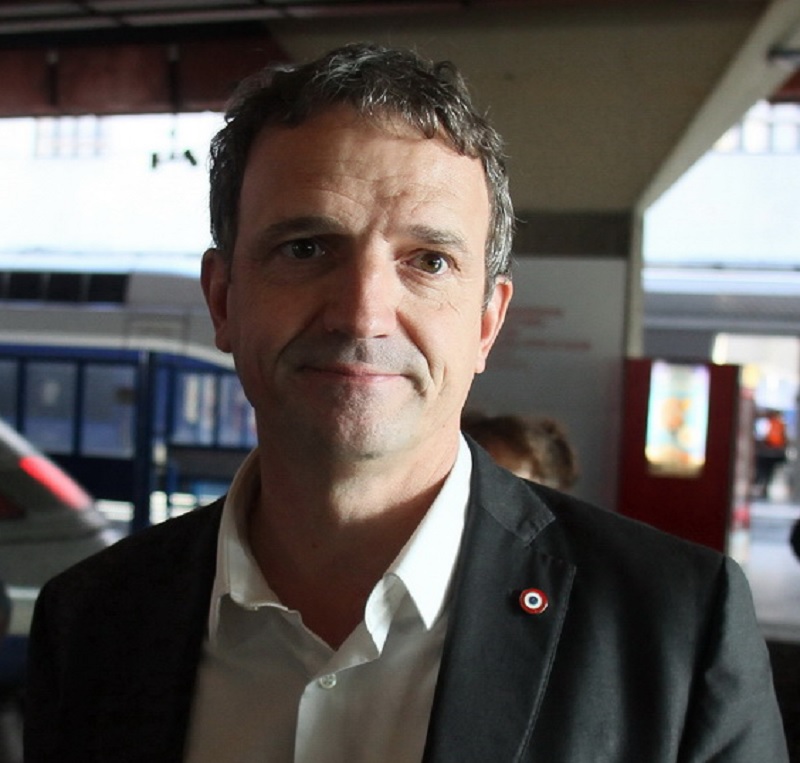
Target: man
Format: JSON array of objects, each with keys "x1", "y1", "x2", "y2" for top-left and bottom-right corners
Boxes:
[{"x1": 25, "y1": 43, "x2": 787, "y2": 762}]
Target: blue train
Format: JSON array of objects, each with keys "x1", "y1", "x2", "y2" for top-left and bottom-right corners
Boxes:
[{"x1": 0, "y1": 265, "x2": 254, "y2": 531}]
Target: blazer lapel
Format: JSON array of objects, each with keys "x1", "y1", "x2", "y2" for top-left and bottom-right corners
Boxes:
[{"x1": 423, "y1": 445, "x2": 576, "y2": 763}]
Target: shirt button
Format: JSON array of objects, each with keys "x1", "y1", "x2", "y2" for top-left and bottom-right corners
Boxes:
[{"x1": 318, "y1": 673, "x2": 337, "y2": 690}]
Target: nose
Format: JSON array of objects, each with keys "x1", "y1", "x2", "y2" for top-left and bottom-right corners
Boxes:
[{"x1": 322, "y1": 252, "x2": 400, "y2": 338}]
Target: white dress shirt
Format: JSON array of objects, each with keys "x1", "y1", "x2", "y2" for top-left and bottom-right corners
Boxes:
[{"x1": 184, "y1": 437, "x2": 472, "y2": 763}]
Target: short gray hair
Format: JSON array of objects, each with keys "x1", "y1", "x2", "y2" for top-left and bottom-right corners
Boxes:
[{"x1": 209, "y1": 42, "x2": 515, "y2": 292}]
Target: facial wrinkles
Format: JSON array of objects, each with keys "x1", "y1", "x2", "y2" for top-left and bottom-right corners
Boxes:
[
  {"x1": 307, "y1": 169, "x2": 478, "y2": 315},
  {"x1": 279, "y1": 334, "x2": 432, "y2": 395},
  {"x1": 236, "y1": 115, "x2": 491, "y2": 402},
  {"x1": 326, "y1": 125, "x2": 469, "y2": 227}
]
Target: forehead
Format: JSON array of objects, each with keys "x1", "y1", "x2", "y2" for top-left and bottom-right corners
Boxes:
[{"x1": 239, "y1": 105, "x2": 490, "y2": 221}]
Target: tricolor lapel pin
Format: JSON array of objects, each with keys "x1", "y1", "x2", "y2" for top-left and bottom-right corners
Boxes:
[{"x1": 519, "y1": 587, "x2": 549, "y2": 615}]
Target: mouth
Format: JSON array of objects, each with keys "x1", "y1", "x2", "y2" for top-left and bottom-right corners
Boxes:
[
  {"x1": 301, "y1": 363, "x2": 404, "y2": 383},
  {"x1": 284, "y1": 337, "x2": 426, "y2": 393}
]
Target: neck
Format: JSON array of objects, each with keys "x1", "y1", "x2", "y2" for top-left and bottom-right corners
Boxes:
[{"x1": 247, "y1": 437, "x2": 460, "y2": 648}]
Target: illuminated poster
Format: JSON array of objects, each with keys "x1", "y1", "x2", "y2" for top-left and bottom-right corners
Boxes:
[{"x1": 645, "y1": 361, "x2": 710, "y2": 477}]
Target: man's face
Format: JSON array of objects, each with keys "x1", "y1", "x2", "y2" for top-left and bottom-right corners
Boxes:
[{"x1": 202, "y1": 105, "x2": 511, "y2": 464}]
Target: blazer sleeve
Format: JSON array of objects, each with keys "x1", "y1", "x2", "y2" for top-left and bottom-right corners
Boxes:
[
  {"x1": 678, "y1": 556, "x2": 788, "y2": 762},
  {"x1": 24, "y1": 502, "x2": 222, "y2": 762}
]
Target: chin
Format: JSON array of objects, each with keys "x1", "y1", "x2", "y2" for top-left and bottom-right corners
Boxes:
[{"x1": 325, "y1": 423, "x2": 411, "y2": 462}]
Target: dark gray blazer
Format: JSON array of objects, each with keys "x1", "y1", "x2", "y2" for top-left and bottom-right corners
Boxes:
[{"x1": 25, "y1": 444, "x2": 788, "y2": 762}]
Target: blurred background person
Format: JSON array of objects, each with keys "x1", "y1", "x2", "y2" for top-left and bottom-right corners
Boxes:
[
  {"x1": 527, "y1": 416, "x2": 579, "y2": 491},
  {"x1": 753, "y1": 408, "x2": 789, "y2": 500},
  {"x1": 462, "y1": 411, "x2": 578, "y2": 490}
]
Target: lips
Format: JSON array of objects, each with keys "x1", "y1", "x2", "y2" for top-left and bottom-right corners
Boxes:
[{"x1": 303, "y1": 361, "x2": 401, "y2": 379}]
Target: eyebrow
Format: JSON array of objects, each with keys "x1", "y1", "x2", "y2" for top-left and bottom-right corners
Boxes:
[
  {"x1": 404, "y1": 224, "x2": 471, "y2": 255},
  {"x1": 249, "y1": 216, "x2": 471, "y2": 255},
  {"x1": 251, "y1": 215, "x2": 348, "y2": 249}
]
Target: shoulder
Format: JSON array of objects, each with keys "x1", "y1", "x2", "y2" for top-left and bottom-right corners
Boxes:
[
  {"x1": 533, "y1": 481, "x2": 731, "y2": 589},
  {"x1": 68, "y1": 499, "x2": 221, "y2": 573},
  {"x1": 516, "y1": 482, "x2": 754, "y2": 647},
  {"x1": 472, "y1": 444, "x2": 735, "y2": 608},
  {"x1": 473, "y1": 440, "x2": 723, "y2": 573},
  {"x1": 36, "y1": 499, "x2": 224, "y2": 621},
  {"x1": 542, "y1": 483, "x2": 717, "y2": 560}
]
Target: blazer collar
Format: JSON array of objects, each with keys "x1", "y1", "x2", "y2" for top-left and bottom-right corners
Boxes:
[{"x1": 423, "y1": 441, "x2": 576, "y2": 763}]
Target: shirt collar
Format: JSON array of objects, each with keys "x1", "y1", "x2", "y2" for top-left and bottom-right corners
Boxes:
[
  {"x1": 208, "y1": 448, "x2": 275, "y2": 640},
  {"x1": 381, "y1": 436, "x2": 471, "y2": 630},
  {"x1": 208, "y1": 437, "x2": 472, "y2": 646}
]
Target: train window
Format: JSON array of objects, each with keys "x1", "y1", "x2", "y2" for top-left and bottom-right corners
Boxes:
[
  {"x1": 172, "y1": 372, "x2": 216, "y2": 446},
  {"x1": 87, "y1": 273, "x2": 128, "y2": 303},
  {"x1": 80, "y1": 364, "x2": 136, "y2": 458},
  {"x1": 218, "y1": 374, "x2": 256, "y2": 449},
  {"x1": 8, "y1": 271, "x2": 43, "y2": 300},
  {"x1": 0, "y1": 360, "x2": 16, "y2": 426},
  {"x1": 46, "y1": 272, "x2": 84, "y2": 302},
  {"x1": 23, "y1": 362, "x2": 77, "y2": 454}
]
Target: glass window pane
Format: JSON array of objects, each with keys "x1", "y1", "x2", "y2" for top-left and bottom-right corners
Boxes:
[
  {"x1": 171, "y1": 372, "x2": 216, "y2": 446},
  {"x1": 772, "y1": 122, "x2": 799, "y2": 153},
  {"x1": 80, "y1": 364, "x2": 137, "y2": 457},
  {"x1": 24, "y1": 361, "x2": 77, "y2": 454},
  {"x1": 218, "y1": 374, "x2": 256, "y2": 448},
  {"x1": 742, "y1": 118, "x2": 770, "y2": 153},
  {"x1": 0, "y1": 360, "x2": 17, "y2": 426}
]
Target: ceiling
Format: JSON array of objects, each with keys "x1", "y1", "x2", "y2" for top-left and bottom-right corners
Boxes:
[
  {"x1": 0, "y1": 0, "x2": 798, "y2": 221},
  {"x1": 0, "y1": 1, "x2": 796, "y2": 101},
  {"x1": 0, "y1": 0, "x2": 595, "y2": 37},
  {"x1": 0, "y1": 0, "x2": 788, "y2": 44}
]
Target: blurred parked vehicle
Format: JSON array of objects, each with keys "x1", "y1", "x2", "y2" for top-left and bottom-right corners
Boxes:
[{"x1": 0, "y1": 418, "x2": 120, "y2": 685}]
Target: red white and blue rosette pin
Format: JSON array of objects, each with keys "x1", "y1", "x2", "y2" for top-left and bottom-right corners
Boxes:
[{"x1": 519, "y1": 588, "x2": 549, "y2": 615}]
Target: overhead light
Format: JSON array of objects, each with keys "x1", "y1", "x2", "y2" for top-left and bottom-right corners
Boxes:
[
  {"x1": 0, "y1": 17, "x2": 117, "y2": 33},
  {"x1": 0, "y1": 3, "x2": 81, "y2": 19},
  {"x1": 89, "y1": 0, "x2": 237, "y2": 10},
  {"x1": 125, "y1": 7, "x2": 282, "y2": 26}
]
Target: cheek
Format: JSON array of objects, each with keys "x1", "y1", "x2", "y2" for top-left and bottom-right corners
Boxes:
[
  {"x1": 224, "y1": 289, "x2": 278, "y2": 371},
  {"x1": 228, "y1": 274, "x2": 288, "y2": 339},
  {"x1": 425, "y1": 314, "x2": 486, "y2": 389}
]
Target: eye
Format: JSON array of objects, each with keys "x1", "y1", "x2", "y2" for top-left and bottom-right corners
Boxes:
[
  {"x1": 278, "y1": 238, "x2": 326, "y2": 260},
  {"x1": 413, "y1": 252, "x2": 450, "y2": 275}
]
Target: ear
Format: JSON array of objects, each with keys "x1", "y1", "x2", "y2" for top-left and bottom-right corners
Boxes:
[
  {"x1": 200, "y1": 248, "x2": 233, "y2": 354},
  {"x1": 475, "y1": 278, "x2": 512, "y2": 374}
]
